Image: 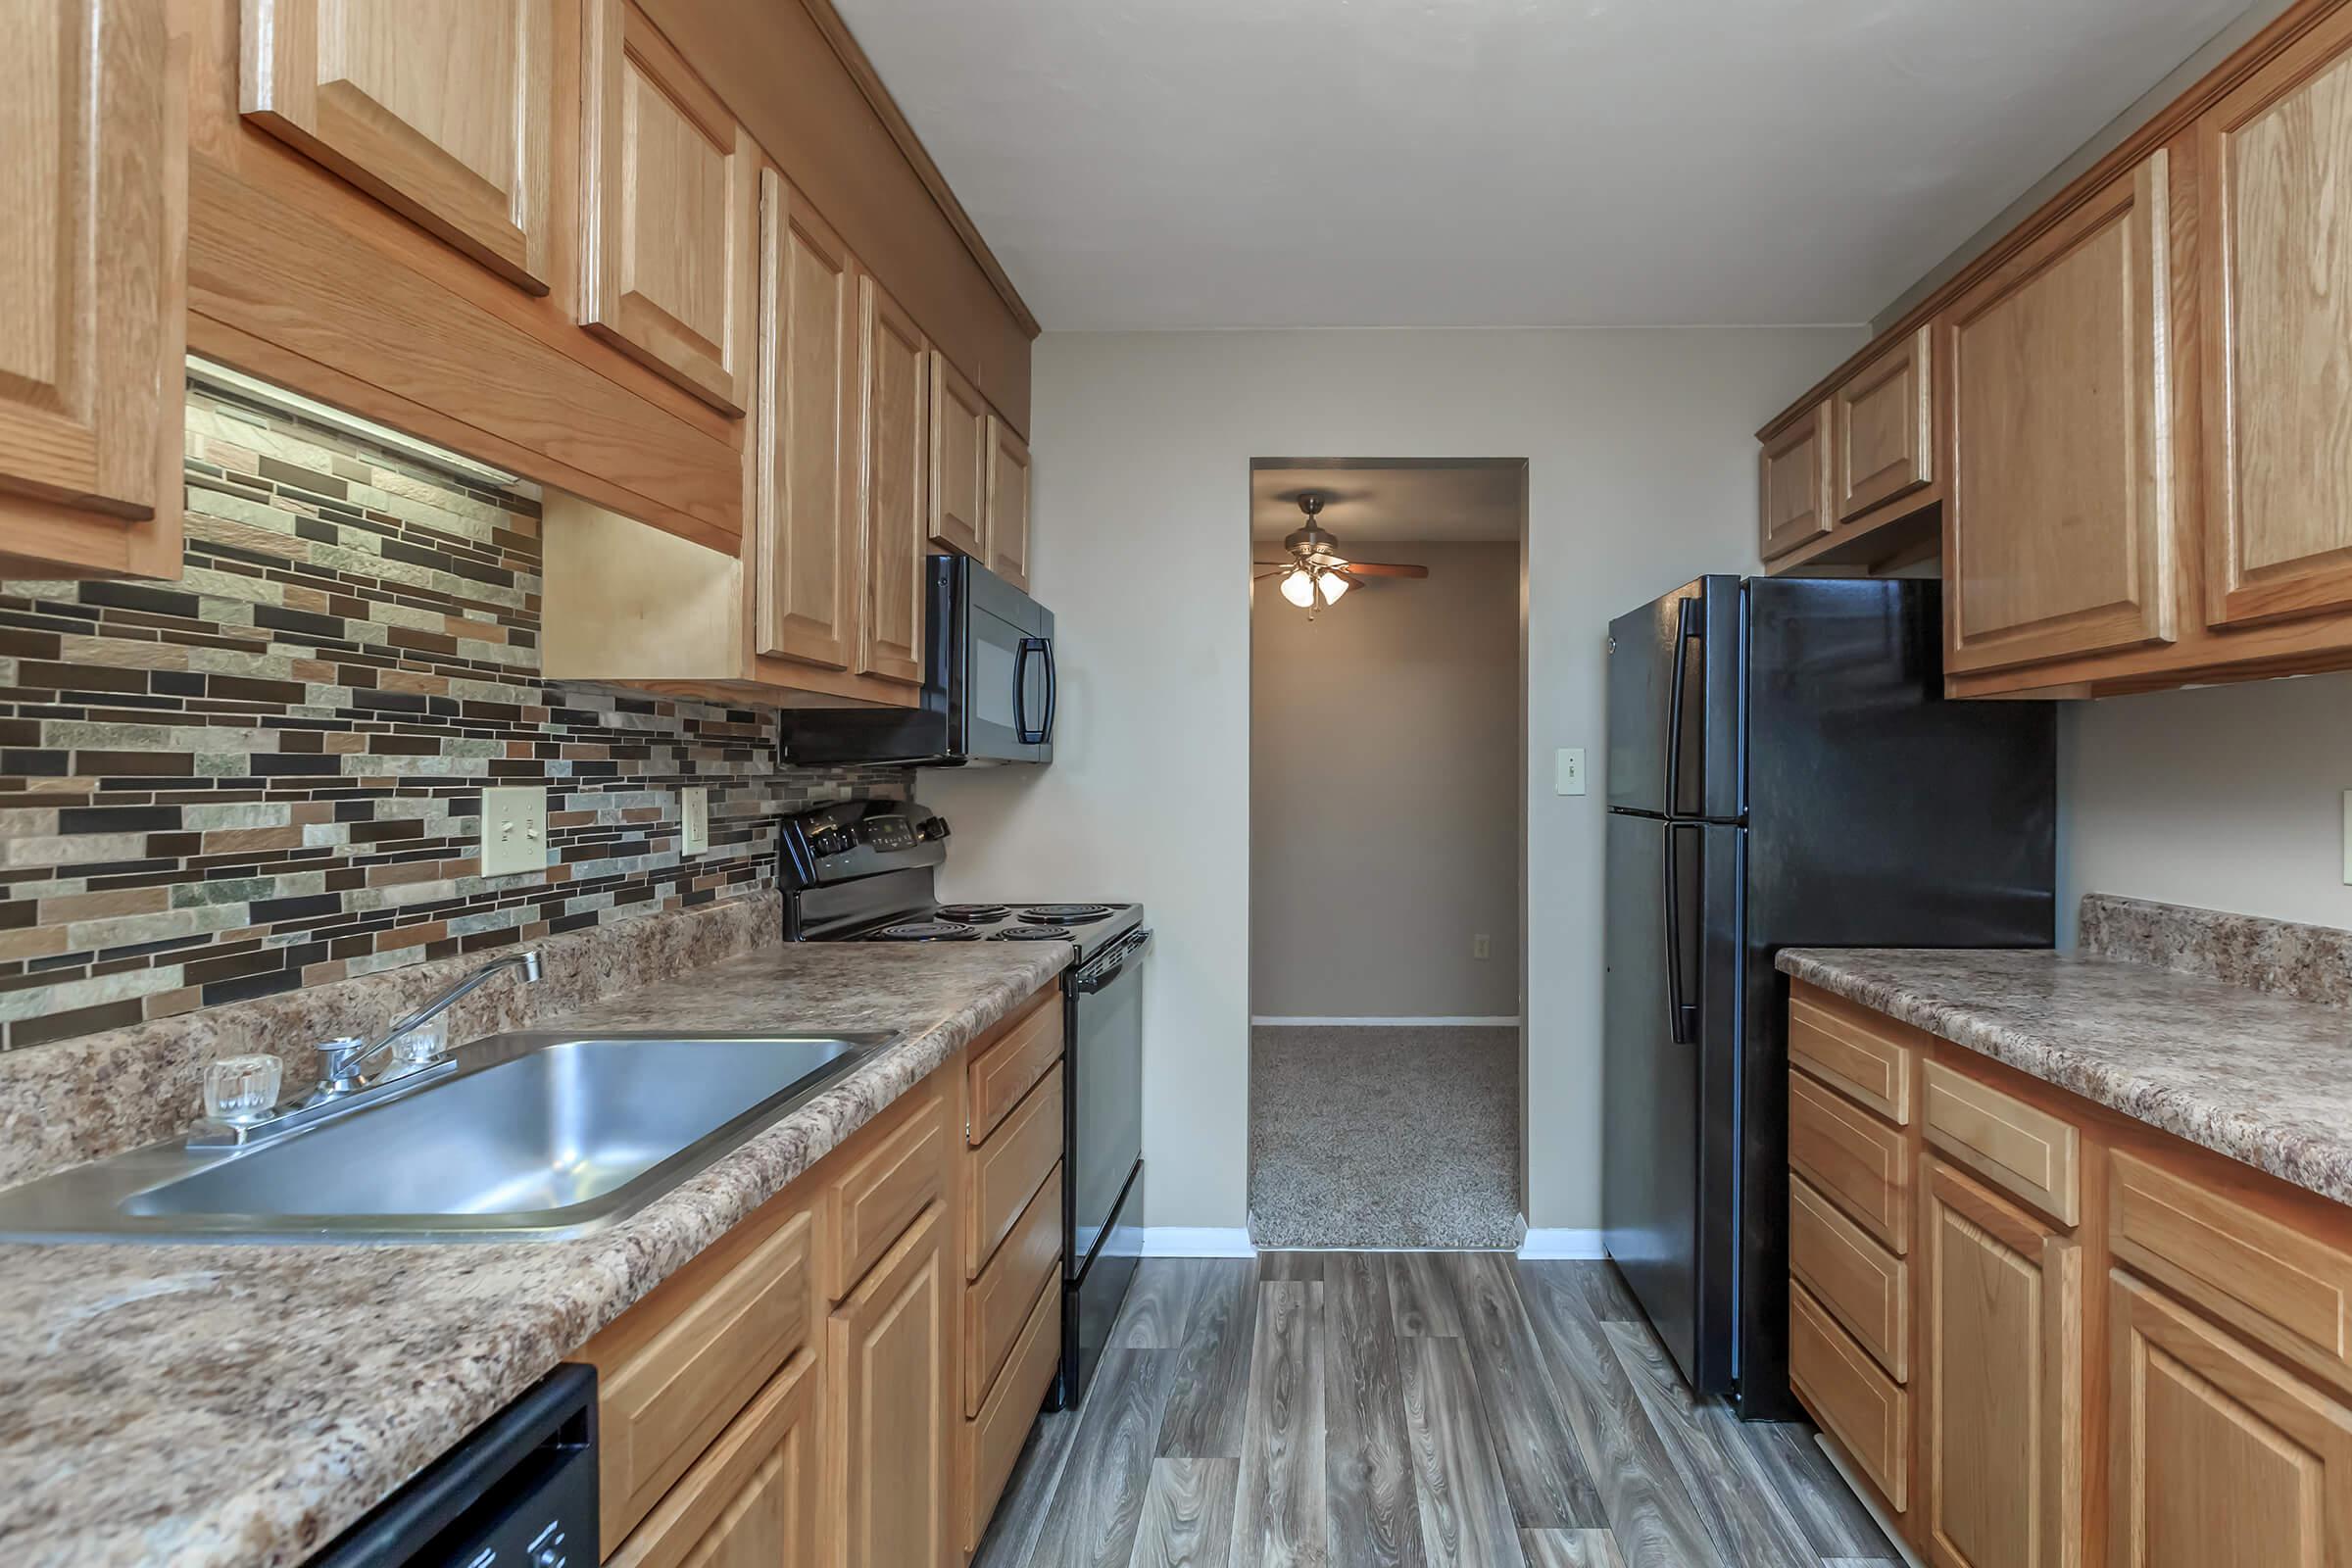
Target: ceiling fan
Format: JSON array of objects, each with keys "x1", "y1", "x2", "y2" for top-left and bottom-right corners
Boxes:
[{"x1": 1253, "y1": 492, "x2": 1429, "y2": 617}]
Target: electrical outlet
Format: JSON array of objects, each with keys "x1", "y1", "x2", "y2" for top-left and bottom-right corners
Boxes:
[
  {"x1": 682, "y1": 787, "x2": 709, "y2": 857},
  {"x1": 480, "y1": 785, "x2": 546, "y2": 878},
  {"x1": 1474, "y1": 933, "x2": 1492, "y2": 961},
  {"x1": 1555, "y1": 747, "x2": 1587, "y2": 796}
]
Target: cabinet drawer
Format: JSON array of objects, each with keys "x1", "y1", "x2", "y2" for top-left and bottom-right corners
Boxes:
[
  {"x1": 966, "y1": 1161, "x2": 1063, "y2": 1417},
  {"x1": 825, "y1": 1086, "x2": 948, "y2": 1298},
  {"x1": 2111, "y1": 1148, "x2": 2352, "y2": 1391},
  {"x1": 968, "y1": 986, "x2": 1063, "y2": 1145},
  {"x1": 1791, "y1": 1175, "x2": 1908, "y2": 1381},
  {"x1": 1922, "y1": 1059, "x2": 2080, "y2": 1226},
  {"x1": 1789, "y1": 990, "x2": 1911, "y2": 1123},
  {"x1": 607, "y1": 1348, "x2": 820, "y2": 1568},
  {"x1": 969, "y1": 1064, "x2": 1063, "y2": 1280},
  {"x1": 961, "y1": 1272, "x2": 1060, "y2": 1552},
  {"x1": 1791, "y1": 1281, "x2": 1909, "y2": 1512},
  {"x1": 1789, "y1": 1069, "x2": 1911, "y2": 1253},
  {"x1": 582, "y1": 1201, "x2": 815, "y2": 1552}
]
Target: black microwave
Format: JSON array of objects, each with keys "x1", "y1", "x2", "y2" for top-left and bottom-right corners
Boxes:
[{"x1": 778, "y1": 555, "x2": 1054, "y2": 765}]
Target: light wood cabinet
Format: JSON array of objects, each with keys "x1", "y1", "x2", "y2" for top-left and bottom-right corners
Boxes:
[
  {"x1": 1834, "y1": 326, "x2": 1934, "y2": 521},
  {"x1": 858, "y1": 273, "x2": 930, "y2": 688},
  {"x1": 984, "y1": 416, "x2": 1031, "y2": 593},
  {"x1": 2196, "y1": 6, "x2": 2352, "y2": 633},
  {"x1": 927, "y1": 350, "x2": 987, "y2": 561},
  {"x1": 2110, "y1": 1269, "x2": 2352, "y2": 1568},
  {"x1": 239, "y1": 0, "x2": 556, "y2": 293},
  {"x1": 580, "y1": 0, "x2": 757, "y2": 415},
  {"x1": 1920, "y1": 1159, "x2": 2082, "y2": 1568},
  {"x1": 0, "y1": 0, "x2": 185, "y2": 581},
  {"x1": 1759, "y1": 401, "x2": 1834, "y2": 562},
  {"x1": 754, "y1": 168, "x2": 860, "y2": 671},
  {"x1": 609, "y1": 1350, "x2": 823, "y2": 1568},
  {"x1": 1942, "y1": 152, "x2": 2177, "y2": 677},
  {"x1": 830, "y1": 1201, "x2": 952, "y2": 1568}
]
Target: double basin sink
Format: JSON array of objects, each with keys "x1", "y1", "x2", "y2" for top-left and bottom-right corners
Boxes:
[{"x1": 0, "y1": 1031, "x2": 887, "y2": 1243}]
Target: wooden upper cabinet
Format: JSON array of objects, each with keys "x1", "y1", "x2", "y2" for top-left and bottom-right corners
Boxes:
[
  {"x1": 579, "y1": 0, "x2": 755, "y2": 415},
  {"x1": 926, "y1": 350, "x2": 987, "y2": 561},
  {"x1": 1759, "y1": 401, "x2": 1834, "y2": 561},
  {"x1": 858, "y1": 274, "x2": 929, "y2": 687},
  {"x1": 1943, "y1": 152, "x2": 2177, "y2": 676},
  {"x1": 2198, "y1": 9, "x2": 2352, "y2": 632},
  {"x1": 2110, "y1": 1269, "x2": 2352, "y2": 1568},
  {"x1": 755, "y1": 170, "x2": 858, "y2": 671},
  {"x1": 0, "y1": 0, "x2": 185, "y2": 581},
  {"x1": 984, "y1": 416, "x2": 1031, "y2": 593},
  {"x1": 1834, "y1": 326, "x2": 1933, "y2": 521},
  {"x1": 239, "y1": 0, "x2": 556, "y2": 293},
  {"x1": 1921, "y1": 1159, "x2": 2083, "y2": 1568}
]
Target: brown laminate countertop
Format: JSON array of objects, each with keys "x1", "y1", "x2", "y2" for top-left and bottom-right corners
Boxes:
[
  {"x1": 0, "y1": 941, "x2": 1067, "y2": 1568},
  {"x1": 1779, "y1": 945, "x2": 2352, "y2": 1207}
]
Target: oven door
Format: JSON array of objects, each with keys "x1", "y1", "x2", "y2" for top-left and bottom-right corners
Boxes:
[
  {"x1": 1067, "y1": 928, "x2": 1147, "y2": 1267},
  {"x1": 958, "y1": 560, "x2": 1054, "y2": 764}
]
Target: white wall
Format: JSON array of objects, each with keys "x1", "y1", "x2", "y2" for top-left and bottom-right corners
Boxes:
[
  {"x1": 923, "y1": 326, "x2": 1861, "y2": 1230},
  {"x1": 1250, "y1": 539, "x2": 1522, "y2": 1020},
  {"x1": 2060, "y1": 671, "x2": 2352, "y2": 941}
]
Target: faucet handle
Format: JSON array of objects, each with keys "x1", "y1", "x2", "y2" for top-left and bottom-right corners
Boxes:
[{"x1": 316, "y1": 1035, "x2": 369, "y2": 1086}]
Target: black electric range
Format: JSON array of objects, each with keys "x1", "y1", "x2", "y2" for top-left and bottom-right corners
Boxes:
[{"x1": 779, "y1": 800, "x2": 1148, "y2": 1408}]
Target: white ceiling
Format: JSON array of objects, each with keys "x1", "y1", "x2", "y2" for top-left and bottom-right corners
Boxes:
[
  {"x1": 1252, "y1": 461, "x2": 1524, "y2": 543},
  {"x1": 834, "y1": 0, "x2": 2248, "y2": 330}
]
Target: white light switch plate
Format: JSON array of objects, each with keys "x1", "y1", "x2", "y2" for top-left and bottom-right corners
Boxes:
[
  {"x1": 480, "y1": 785, "x2": 546, "y2": 878},
  {"x1": 1555, "y1": 747, "x2": 1587, "y2": 796},
  {"x1": 682, "y1": 787, "x2": 709, "y2": 857}
]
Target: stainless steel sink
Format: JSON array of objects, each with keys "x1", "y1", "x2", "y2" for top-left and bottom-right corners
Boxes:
[{"x1": 0, "y1": 1031, "x2": 887, "y2": 1243}]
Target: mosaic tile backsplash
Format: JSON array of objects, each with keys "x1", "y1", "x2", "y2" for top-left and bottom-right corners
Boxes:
[{"x1": 0, "y1": 385, "x2": 905, "y2": 1051}]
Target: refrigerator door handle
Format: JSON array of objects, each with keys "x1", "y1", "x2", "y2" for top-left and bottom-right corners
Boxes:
[
  {"x1": 1664, "y1": 821, "x2": 1699, "y2": 1046},
  {"x1": 1664, "y1": 594, "x2": 1700, "y2": 817}
]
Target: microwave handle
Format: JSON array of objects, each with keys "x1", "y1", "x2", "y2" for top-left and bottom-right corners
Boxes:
[{"x1": 1015, "y1": 635, "x2": 1054, "y2": 746}]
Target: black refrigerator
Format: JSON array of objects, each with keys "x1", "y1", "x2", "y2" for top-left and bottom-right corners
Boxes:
[{"x1": 1601, "y1": 575, "x2": 2054, "y2": 1419}]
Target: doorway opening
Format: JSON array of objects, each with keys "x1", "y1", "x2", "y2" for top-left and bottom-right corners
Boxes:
[{"x1": 1247, "y1": 457, "x2": 1529, "y2": 1249}]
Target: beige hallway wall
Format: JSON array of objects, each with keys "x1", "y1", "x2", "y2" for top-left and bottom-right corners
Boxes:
[{"x1": 1250, "y1": 539, "x2": 1521, "y2": 1019}]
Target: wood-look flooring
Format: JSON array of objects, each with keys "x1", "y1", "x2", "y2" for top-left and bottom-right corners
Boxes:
[{"x1": 976, "y1": 1252, "x2": 1899, "y2": 1568}]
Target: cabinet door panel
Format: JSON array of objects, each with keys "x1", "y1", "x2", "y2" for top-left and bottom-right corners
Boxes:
[
  {"x1": 1944, "y1": 153, "x2": 2176, "y2": 674},
  {"x1": 0, "y1": 0, "x2": 184, "y2": 578},
  {"x1": 927, "y1": 350, "x2": 985, "y2": 560},
  {"x1": 1759, "y1": 401, "x2": 1833, "y2": 561},
  {"x1": 2110, "y1": 1269, "x2": 2352, "y2": 1568},
  {"x1": 830, "y1": 1202, "x2": 950, "y2": 1568},
  {"x1": 755, "y1": 171, "x2": 858, "y2": 669},
  {"x1": 608, "y1": 1351, "x2": 821, "y2": 1568},
  {"x1": 240, "y1": 0, "x2": 554, "y2": 292},
  {"x1": 580, "y1": 0, "x2": 754, "y2": 415},
  {"x1": 985, "y1": 415, "x2": 1030, "y2": 593},
  {"x1": 857, "y1": 274, "x2": 927, "y2": 686},
  {"x1": 1922, "y1": 1159, "x2": 2082, "y2": 1568},
  {"x1": 2199, "y1": 9, "x2": 2352, "y2": 630},
  {"x1": 1836, "y1": 326, "x2": 1934, "y2": 520}
]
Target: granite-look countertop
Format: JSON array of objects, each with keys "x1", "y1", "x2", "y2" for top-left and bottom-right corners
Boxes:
[
  {"x1": 0, "y1": 941, "x2": 1068, "y2": 1568},
  {"x1": 1779, "y1": 945, "x2": 2352, "y2": 1206}
]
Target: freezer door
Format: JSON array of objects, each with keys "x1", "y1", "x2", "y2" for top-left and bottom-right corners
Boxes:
[
  {"x1": 1601, "y1": 810, "x2": 1703, "y2": 1383},
  {"x1": 1605, "y1": 576, "x2": 1742, "y2": 820}
]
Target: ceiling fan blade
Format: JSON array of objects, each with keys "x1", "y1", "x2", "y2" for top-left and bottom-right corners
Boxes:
[
  {"x1": 1339, "y1": 562, "x2": 1429, "y2": 578},
  {"x1": 1253, "y1": 560, "x2": 1296, "y2": 566}
]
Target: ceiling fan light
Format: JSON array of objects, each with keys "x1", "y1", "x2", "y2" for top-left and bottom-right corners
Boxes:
[
  {"x1": 1279, "y1": 567, "x2": 1317, "y2": 608},
  {"x1": 1316, "y1": 570, "x2": 1349, "y2": 606}
]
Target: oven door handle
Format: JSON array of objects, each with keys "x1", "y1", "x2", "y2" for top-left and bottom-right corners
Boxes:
[{"x1": 1074, "y1": 928, "x2": 1152, "y2": 993}]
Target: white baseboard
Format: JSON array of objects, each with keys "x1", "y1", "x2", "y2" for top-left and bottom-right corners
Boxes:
[
  {"x1": 1250, "y1": 1015, "x2": 1522, "y2": 1027},
  {"x1": 1140, "y1": 1227, "x2": 1255, "y2": 1258},
  {"x1": 1517, "y1": 1228, "x2": 1606, "y2": 1260}
]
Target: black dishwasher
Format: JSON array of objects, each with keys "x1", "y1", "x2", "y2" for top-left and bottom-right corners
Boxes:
[{"x1": 311, "y1": 1364, "x2": 597, "y2": 1568}]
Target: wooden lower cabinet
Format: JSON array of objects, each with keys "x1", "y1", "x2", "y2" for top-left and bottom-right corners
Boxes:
[
  {"x1": 2109, "y1": 1269, "x2": 2352, "y2": 1568},
  {"x1": 1920, "y1": 1159, "x2": 2082, "y2": 1568},
  {"x1": 830, "y1": 1201, "x2": 952, "y2": 1568},
  {"x1": 609, "y1": 1349, "x2": 823, "y2": 1568}
]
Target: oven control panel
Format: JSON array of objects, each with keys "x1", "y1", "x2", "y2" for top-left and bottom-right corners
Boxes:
[{"x1": 784, "y1": 802, "x2": 951, "y2": 887}]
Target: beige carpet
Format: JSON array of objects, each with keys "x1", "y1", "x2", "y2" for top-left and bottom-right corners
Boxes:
[{"x1": 1248, "y1": 1023, "x2": 1525, "y2": 1250}]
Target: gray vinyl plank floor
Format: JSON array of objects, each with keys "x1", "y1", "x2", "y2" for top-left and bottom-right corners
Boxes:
[
  {"x1": 1249, "y1": 1026, "x2": 1525, "y2": 1250},
  {"x1": 976, "y1": 1253, "x2": 1899, "y2": 1568}
]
